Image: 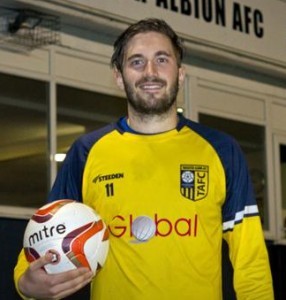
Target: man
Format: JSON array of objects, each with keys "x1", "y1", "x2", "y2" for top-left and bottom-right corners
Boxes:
[{"x1": 14, "y1": 18, "x2": 273, "y2": 299}]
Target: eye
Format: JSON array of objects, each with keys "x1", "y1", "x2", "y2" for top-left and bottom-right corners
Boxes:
[
  {"x1": 130, "y1": 58, "x2": 145, "y2": 68},
  {"x1": 156, "y1": 56, "x2": 169, "y2": 64}
]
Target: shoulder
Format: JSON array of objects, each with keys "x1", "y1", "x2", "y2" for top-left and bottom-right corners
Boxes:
[
  {"x1": 61, "y1": 122, "x2": 118, "y2": 165},
  {"x1": 180, "y1": 116, "x2": 246, "y2": 170},
  {"x1": 72, "y1": 122, "x2": 118, "y2": 151},
  {"x1": 180, "y1": 116, "x2": 237, "y2": 149}
]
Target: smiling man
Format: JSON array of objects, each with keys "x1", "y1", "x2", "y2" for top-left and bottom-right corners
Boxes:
[
  {"x1": 14, "y1": 18, "x2": 273, "y2": 300},
  {"x1": 115, "y1": 32, "x2": 184, "y2": 118}
]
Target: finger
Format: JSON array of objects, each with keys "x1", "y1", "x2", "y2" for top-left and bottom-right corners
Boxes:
[
  {"x1": 29, "y1": 252, "x2": 54, "y2": 272},
  {"x1": 53, "y1": 267, "x2": 93, "y2": 285},
  {"x1": 48, "y1": 269, "x2": 93, "y2": 299},
  {"x1": 56, "y1": 275, "x2": 92, "y2": 299}
]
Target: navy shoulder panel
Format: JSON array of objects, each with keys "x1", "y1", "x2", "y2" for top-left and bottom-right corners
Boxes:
[
  {"x1": 48, "y1": 122, "x2": 117, "y2": 202},
  {"x1": 179, "y1": 116, "x2": 235, "y2": 153},
  {"x1": 180, "y1": 116, "x2": 257, "y2": 224}
]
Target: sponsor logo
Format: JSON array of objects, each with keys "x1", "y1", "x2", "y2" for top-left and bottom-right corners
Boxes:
[
  {"x1": 93, "y1": 173, "x2": 124, "y2": 184},
  {"x1": 108, "y1": 214, "x2": 198, "y2": 239},
  {"x1": 180, "y1": 165, "x2": 209, "y2": 201}
]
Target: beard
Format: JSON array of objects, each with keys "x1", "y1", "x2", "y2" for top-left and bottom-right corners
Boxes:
[{"x1": 122, "y1": 75, "x2": 179, "y2": 116}]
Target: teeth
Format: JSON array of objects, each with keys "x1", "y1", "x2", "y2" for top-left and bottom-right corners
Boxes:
[{"x1": 141, "y1": 83, "x2": 162, "y2": 90}]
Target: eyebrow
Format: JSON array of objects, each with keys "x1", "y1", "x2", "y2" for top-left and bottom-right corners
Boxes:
[
  {"x1": 155, "y1": 50, "x2": 172, "y2": 57},
  {"x1": 126, "y1": 54, "x2": 143, "y2": 62},
  {"x1": 126, "y1": 50, "x2": 172, "y2": 62}
]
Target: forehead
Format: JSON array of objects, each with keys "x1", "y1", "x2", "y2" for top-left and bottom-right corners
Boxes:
[{"x1": 124, "y1": 31, "x2": 175, "y2": 58}]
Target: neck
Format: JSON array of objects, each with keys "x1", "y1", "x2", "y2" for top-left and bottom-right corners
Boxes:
[{"x1": 127, "y1": 108, "x2": 178, "y2": 134}]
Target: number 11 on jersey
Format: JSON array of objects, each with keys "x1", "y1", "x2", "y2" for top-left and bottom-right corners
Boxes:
[{"x1": 105, "y1": 183, "x2": 114, "y2": 197}]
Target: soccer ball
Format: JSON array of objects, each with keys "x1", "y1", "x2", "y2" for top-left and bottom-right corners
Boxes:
[{"x1": 23, "y1": 199, "x2": 109, "y2": 275}]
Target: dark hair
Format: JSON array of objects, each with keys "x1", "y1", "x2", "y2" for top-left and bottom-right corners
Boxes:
[{"x1": 111, "y1": 18, "x2": 184, "y2": 72}]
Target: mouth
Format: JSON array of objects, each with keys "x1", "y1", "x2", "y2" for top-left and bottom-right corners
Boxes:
[
  {"x1": 137, "y1": 78, "x2": 166, "y2": 93},
  {"x1": 139, "y1": 82, "x2": 164, "y2": 92}
]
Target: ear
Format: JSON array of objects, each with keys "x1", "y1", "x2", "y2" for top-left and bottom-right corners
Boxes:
[
  {"x1": 178, "y1": 66, "x2": 185, "y2": 88},
  {"x1": 113, "y1": 68, "x2": 125, "y2": 90}
]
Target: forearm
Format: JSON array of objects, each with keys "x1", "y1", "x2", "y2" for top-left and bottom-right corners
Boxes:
[
  {"x1": 14, "y1": 249, "x2": 30, "y2": 299},
  {"x1": 224, "y1": 217, "x2": 274, "y2": 299}
]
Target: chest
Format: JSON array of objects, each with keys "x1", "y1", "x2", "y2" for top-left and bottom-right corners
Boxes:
[{"x1": 82, "y1": 131, "x2": 226, "y2": 230}]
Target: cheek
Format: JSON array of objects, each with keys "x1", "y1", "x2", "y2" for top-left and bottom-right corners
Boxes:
[
  {"x1": 158, "y1": 67, "x2": 175, "y2": 80},
  {"x1": 165, "y1": 73, "x2": 178, "y2": 86},
  {"x1": 124, "y1": 73, "x2": 140, "y2": 87}
]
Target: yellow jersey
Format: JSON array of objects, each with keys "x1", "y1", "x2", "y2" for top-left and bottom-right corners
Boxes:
[{"x1": 14, "y1": 115, "x2": 273, "y2": 300}]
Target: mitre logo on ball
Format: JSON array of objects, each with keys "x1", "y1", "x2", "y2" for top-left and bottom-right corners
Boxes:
[{"x1": 23, "y1": 199, "x2": 109, "y2": 275}]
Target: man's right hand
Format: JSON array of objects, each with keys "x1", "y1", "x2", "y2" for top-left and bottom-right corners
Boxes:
[{"x1": 18, "y1": 252, "x2": 94, "y2": 299}]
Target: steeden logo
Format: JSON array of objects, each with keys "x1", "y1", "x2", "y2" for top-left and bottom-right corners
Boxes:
[{"x1": 93, "y1": 173, "x2": 124, "y2": 184}]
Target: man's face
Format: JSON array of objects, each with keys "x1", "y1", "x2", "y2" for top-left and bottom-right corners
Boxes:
[{"x1": 115, "y1": 32, "x2": 184, "y2": 116}]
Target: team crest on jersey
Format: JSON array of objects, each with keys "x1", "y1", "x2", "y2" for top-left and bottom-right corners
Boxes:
[{"x1": 180, "y1": 165, "x2": 209, "y2": 201}]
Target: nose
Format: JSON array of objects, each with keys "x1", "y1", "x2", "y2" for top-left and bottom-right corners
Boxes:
[{"x1": 144, "y1": 61, "x2": 158, "y2": 77}]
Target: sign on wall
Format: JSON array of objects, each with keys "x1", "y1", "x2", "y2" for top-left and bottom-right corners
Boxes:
[{"x1": 69, "y1": 0, "x2": 286, "y2": 66}]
